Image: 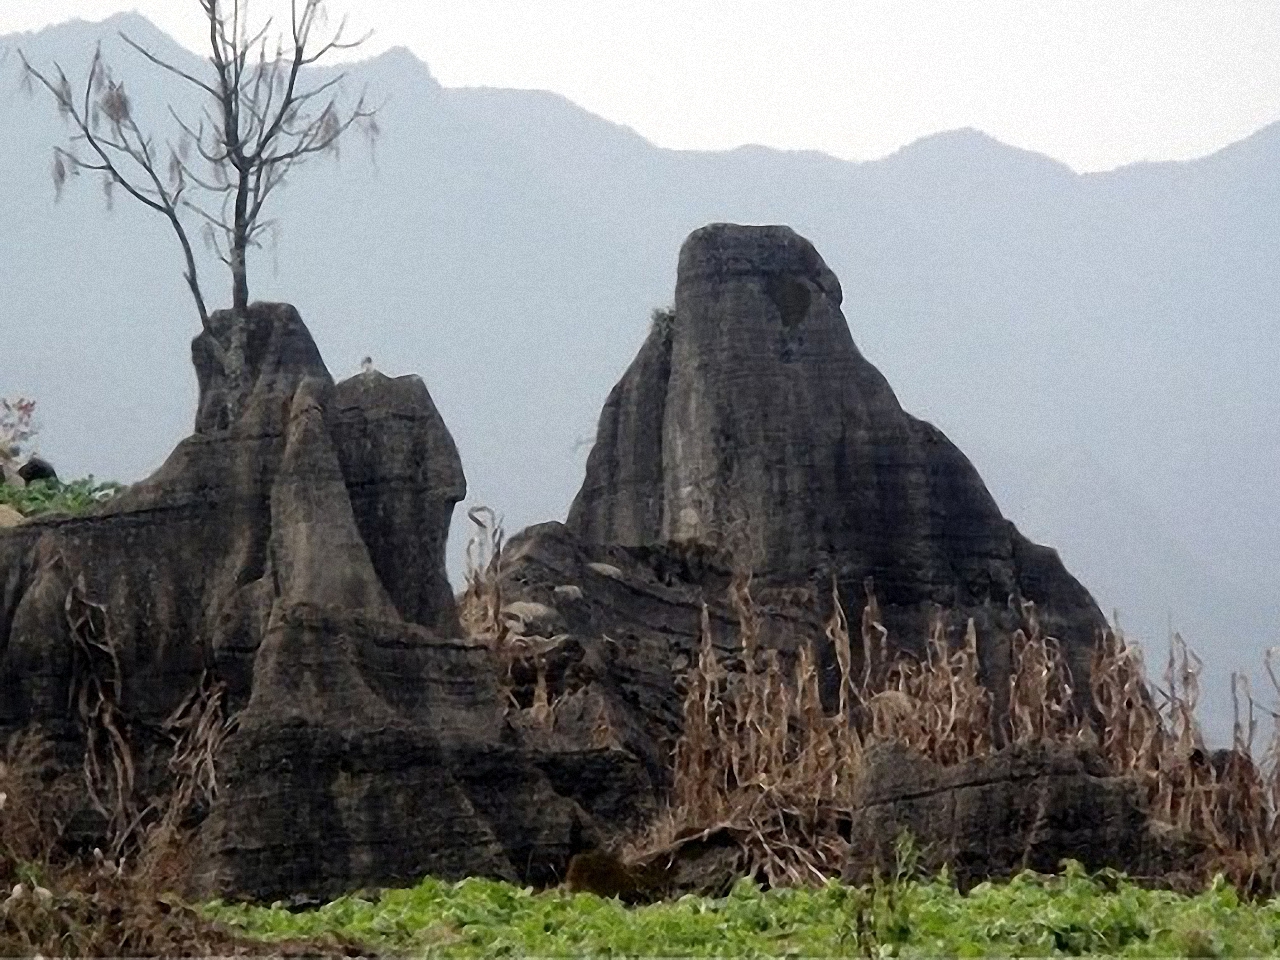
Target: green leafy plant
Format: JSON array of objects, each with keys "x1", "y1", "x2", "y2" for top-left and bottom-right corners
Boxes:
[
  {"x1": 204, "y1": 865, "x2": 1280, "y2": 957},
  {"x1": 0, "y1": 477, "x2": 121, "y2": 518}
]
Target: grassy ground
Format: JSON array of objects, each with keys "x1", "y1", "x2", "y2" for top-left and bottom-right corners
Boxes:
[{"x1": 205, "y1": 864, "x2": 1280, "y2": 958}]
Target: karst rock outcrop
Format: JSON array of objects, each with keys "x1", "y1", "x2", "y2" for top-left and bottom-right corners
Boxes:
[
  {"x1": 560, "y1": 224, "x2": 1105, "y2": 704},
  {"x1": 0, "y1": 303, "x2": 654, "y2": 901},
  {"x1": 839, "y1": 741, "x2": 1200, "y2": 890},
  {"x1": 495, "y1": 224, "x2": 1111, "y2": 828},
  {"x1": 1, "y1": 226, "x2": 1131, "y2": 901}
]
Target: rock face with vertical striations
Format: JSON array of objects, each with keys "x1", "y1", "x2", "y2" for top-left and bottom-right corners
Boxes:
[
  {"x1": 0, "y1": 302, "x2": 656, "y2": 902},
  {"x1": 331, "y1": 370, "x2": 467, "y2": 637},
  {"x1": 566, "y1": 223, "x2": 1106, "y2": 707}
]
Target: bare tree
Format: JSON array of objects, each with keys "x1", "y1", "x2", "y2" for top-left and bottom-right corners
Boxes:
[{"x1": 20, "y1": 1, "x2": 379, "y2": 378}]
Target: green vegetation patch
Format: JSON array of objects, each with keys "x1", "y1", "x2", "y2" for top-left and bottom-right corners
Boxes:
[
  {"x1": 0, "y1": 478, "x2": 121, "y2": 518},
  {"x1": 206, "y1": 864, "x2": 1280, "y2": 958}
]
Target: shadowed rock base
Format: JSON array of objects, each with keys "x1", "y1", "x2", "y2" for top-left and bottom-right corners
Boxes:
[{"x1": 841, "y1": 742, "x2": 1204, "y2": 890}]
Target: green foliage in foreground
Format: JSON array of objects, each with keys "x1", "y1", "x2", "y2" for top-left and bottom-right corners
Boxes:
[
  {"x1": 0, "y1": 477, "x2": 121, "y2": 517},
  {"x1": 206, "y1": 863, "x2": 1280, "y2": 958}
]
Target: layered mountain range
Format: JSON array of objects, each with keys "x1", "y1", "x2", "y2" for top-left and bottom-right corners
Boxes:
[{"x1": 1, "y1": 14, "x2": 1277, "y2": 735}]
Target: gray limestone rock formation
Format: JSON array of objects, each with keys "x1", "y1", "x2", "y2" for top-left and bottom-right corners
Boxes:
[
  {"x1": 332, "y1": 370, "x2": 467, "y2": 637},
  {"x1": 566, "y1": 223, "x2": 1106, "y2": 706},
  {"x1": 492, "y1": 521, "x2": 828, "y2": 789},
  {"x1": 840, "y1": 741, "x2": 1202, "y2": 890},
  {"x1": 0, "y1": 303, "x2": 655, "y2": 901}
]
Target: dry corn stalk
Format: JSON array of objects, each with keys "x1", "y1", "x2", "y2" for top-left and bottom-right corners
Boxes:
[
  {"x1": 1263, "y1": 648, "x2": 1280, "y2": 852},
  {"x1": 1210, "y1": 674, "x2": 1268, "y2": 862},
  {"x1": 1091, "y1": 627, "x2": 1163, "y2": 775},
  {"x1": 65, "y1": 573, "x2": 141, "y2": 859},
  {"x1": 653, "y1": 578, "x2": 873, "y2": 885},
  {"x1": 459, "y1": 506, "x2": 507, "y2": 646},
  {"x1": 459, "y1": 505, "x2": 570, "y2": 727},
  {"x1": 1007, "y1": 601, "x2": 1081, "y2": 745},
  {"x1": 654, "y1": 567, "x2": 1280, "y2": 894},
  {"x1": 863, "y1": 612, "x2": 991, "y2": 765}
]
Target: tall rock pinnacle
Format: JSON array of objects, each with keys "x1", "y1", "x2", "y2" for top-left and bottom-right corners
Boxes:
[{"x1": 569, "y1": 223, "x2": 1105, "y2": 690}]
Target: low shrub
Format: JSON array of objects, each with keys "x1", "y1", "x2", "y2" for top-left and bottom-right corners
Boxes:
[{"x1": 0, "y1": 477, "x2": 121, "y2": 518}]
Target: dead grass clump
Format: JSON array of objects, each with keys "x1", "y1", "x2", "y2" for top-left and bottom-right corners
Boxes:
[
  {"x1": 459, "y1": 506, "x2": 507, "y2": 646},
  {"x1": 0, "y1": 847, "x2": 368, "y2": 958},
  {"x1": 635, "y1": 576, "x2": 862, "y2": 887},
  {"x1": 1007, "y1": 601, "x2": 1082, "y2": 745},
  {"x1": 458, "y1": 506, "x2": 570, "y2": 732},
  {"x1": 862, "y1": 607, "x2": 992, "y2": 765},
  {"x1": 1090, "y1": 626, "x2": 1163, "y2": 776},
  {"x1": 1040, "y1": 622, "x2": 1280, "y2": 895},
  {"x1": 1092, "y1": 630, "x2": 1224, "y2": 852},
  {"x1": 638, "y1": 577, "x2": 1016, "y2": 886},
  {"x1": 645, "y1": 570, "x2": 1280, "y2": 895},
  {"x1": 0, "y1": 730, "x2": 80, "y2": 878},
  {"x1": 0, "y1": 574, "x2": 271, "y2": 957},
  {"x1": 0, "y1": 726, "x2": 257, "y2": 958}
]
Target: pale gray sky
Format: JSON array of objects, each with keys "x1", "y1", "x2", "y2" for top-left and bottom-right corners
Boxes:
[{"x1": 3, "y1": 1, "x2": 1278, "y2": 171}]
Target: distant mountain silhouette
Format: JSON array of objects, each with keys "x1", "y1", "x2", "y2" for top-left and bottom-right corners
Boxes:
[{"x1": 2, "y1": 15, "x2": 1277, "y2": 738}]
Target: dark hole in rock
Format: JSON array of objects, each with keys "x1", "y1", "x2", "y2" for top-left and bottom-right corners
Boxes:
[{"x1": 764, "y1": 272, "x2": 812, "y2": 328}]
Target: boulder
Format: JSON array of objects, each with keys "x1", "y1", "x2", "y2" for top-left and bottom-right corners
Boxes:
[
  {"x1": 841, "y1": 741, "x2": 1200, "y2": 889},
  {"x1": 0, "y1": 506, "x2": 22, "y2": 529},
  {"x1": 0, "y1": 302, "x2": 655, "y2": 901},
  {"x1": 564, "y1": 223, "x2": 1106, "y2": 712},
  {"x1": 17, "y1": 457, "x2": 57, "y2": 485}
]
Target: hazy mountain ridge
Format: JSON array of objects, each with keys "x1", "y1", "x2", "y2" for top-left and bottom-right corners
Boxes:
[{"x1": 2, "y1": 15, "x2": 1277, "y2": 736}]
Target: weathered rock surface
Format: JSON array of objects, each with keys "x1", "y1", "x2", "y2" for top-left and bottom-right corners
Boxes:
[
  {"x1": 0, "y1": 303, "x2": 656, "y2": 901},
  {"x1": 564, "y1": 223, "x2": 1106, "y2": 707},
  {"x1": 492, "y1": 521, "x2": 827, "y2": 787},
  {"x1": 331, "y1": 371, "x2": 466, "y2": 637},
  {"x1": 0, "y1": 228, "x2": 1133, "y2": 900},
  {"x1": 0, "y1": 506, "x2": 22, "y2": 529},
  {"x1": 841, "y1": 742, "x2": 1200, "y2": 889}
]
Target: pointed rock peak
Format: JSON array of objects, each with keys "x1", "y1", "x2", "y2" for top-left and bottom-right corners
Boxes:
[
  {"x1": 571, "y1": 221, "x2": 1103, "y2": 691},
  {"x1": 678, "y1": 223, "x2": 843, "y2": 310},
  {"x1": 331, "y1": 367, "x2": 466, "y2": 636},
  {"x1": 192, "y1": 302, "x2": 330, "y2": 434}
]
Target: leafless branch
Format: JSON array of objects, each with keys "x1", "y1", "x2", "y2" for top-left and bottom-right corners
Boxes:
[
  {"x1": 118, "y1": 31, "x2": 218, "y2": 97},
  {"x1": 22, "y1": 0, "x2": 377, "y2": 381}
]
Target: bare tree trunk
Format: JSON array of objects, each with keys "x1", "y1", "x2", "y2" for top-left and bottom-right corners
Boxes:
[
  {"x1": 231, "y1": 168, "x2": 251, "y2": 316},
  {"x1": 219, "y1": 167, "x2": 253, "y2": 425}
]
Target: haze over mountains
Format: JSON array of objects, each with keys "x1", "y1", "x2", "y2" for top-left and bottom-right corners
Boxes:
[{"x1": 2, "y1": 14, "x2": 1277, "y2": 736}]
